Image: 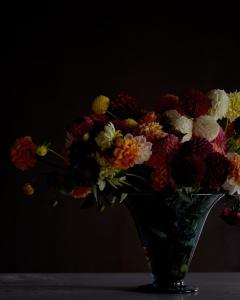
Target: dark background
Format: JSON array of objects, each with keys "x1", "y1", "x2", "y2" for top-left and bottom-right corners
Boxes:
[{"x1": 1, "y1": 2, "x2": 240, "y2": 272}]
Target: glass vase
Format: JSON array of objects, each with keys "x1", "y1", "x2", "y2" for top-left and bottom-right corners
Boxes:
[{"x1": 126, "y1": 191, "x2": 224, "y2": 294}]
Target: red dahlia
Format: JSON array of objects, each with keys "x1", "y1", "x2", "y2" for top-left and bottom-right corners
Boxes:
[
  {"x1": 155, "y1": 94, "x2": 180, "y2": 113},
  {"x1": 179, "y1": 89, "x2": 211, "y2": 118},
  {"x1": 171, "y1": 155, "x2": 206, "y2": 186},
  {"x1": 109, "y1": 93, "x2": 141, "y2": 119},
  {"x1": 69, "y1": 116, "x2": 94, "y2": 138},
  {"x1": 178, "y1": 137, "x2": 213, "y2": 159},
  {"x1": 203, "y1": 152, "x2": 230, "y2": 188}
]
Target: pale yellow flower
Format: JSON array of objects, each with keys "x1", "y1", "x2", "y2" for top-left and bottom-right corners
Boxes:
[
  {"x1": 95, "y1": 122, "x2": 122, "y2": 151},
  {"x1": 226, "y1": 91, "x2": 240, "y2": 122}
]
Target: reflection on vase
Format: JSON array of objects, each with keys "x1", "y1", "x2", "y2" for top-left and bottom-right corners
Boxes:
[{"x1": 127, "y1": 191, "x2": 224, "y2": 294}]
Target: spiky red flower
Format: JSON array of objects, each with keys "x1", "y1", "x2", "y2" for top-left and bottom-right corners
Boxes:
[
  {"x1": 151, "y1": 164, "x2": 171, "y2": 192},
  {"x1": 146, "y1": 135, "x2": 180, "y2": 168},
  {"x1": 178, "y1": 137, "x2": 213, "y2": 159},
  {"x1": 179, "y1": 89, "x2": 211, "y2": 118},
  {"x1": 155, "y1": 94, "x2": 180, "y2": 113},
  {"x1": 203, "y1": 152, "x2": 230, "y2": 188},
  {"x1": 10, "y1": 136, "x2": 37, "y2": 171},
  {"x1": 109, "y1": 93, "x2": 141, "y2": 119},
  {"x1": 171, "y1": 155, "x2": 206, "y2": 186},
  {"x1": 90, "y1": 113, "x2": 109, "y2": 125},
  {"x1": 71, "y1": 186, "x2": 92, "y2": 199},
  {"x1": 69, "y1": 116, "x2": 94, "y2": 138}
]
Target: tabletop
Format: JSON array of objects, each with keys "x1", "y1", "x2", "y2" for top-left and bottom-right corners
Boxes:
[{"x1": 0, "y1": 273, "x2": 239, "y2": 300}]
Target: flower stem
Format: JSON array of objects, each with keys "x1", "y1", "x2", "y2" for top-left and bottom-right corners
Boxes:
[{"x1": 48, "y1": 148, "x2": 66, "y2": 161}]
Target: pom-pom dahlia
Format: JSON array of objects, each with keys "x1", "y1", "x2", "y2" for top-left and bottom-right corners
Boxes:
[
  {"x1": 179, "y1": 89, "x2": 211, "y2": 118},
  {"x1": 146, "y1": 135, "x2": 180, "y2": 169},
  {"x1": 155, "y1": 94, "x2": 179, "y2": 113},
  {"x1": 207, "y1": 89, "x2": 229, "y2": 120},
  {"x1": 109, "y1": 93, "x2": 141, "y2": 119},
  {"x1": 178, "y1": 137, "x2": 213, "y2": 159},
  {"x1": 165, "y1": 110, "x2": 193, "y2": 142},
  {"x1": 10, "y1": 136, "x2": 37, "y2": 171},
  {"x1": 193, "y1": 115, "x2": 220, "y2": 142},
  {"x1": 171, "y1": 155, "x2": 206, "y2": 187},
  {"x1": 91, "y1": 95, "x2": 110, "y2": 114},
  {"x1": 204, "y1": 153, "x2": 230, "y2": 188}
]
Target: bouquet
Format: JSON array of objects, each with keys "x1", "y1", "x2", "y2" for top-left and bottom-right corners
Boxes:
[{"x1": 10, "y1": 89, "x2": 240, "y2": 225}]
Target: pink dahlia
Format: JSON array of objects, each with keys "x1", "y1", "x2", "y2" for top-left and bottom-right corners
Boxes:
[{"x1": 179, "y1": 89, "x2": 211, "y2": 118}]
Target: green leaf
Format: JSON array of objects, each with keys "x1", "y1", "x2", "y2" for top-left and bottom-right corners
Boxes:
[
  {"x1": 150, "y1": 227, "x2": 167, "y2": 239},
  {"x1": 120, "y1": 193, "x2": 128, "y2": 203},
  {"x1": 180, "y1": 264, "x2": 188, "y2": 273}
]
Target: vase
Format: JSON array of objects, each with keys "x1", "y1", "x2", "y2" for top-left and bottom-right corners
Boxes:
[{"x1": 126, "y1": 191, "x2": 224, "y2": 294}]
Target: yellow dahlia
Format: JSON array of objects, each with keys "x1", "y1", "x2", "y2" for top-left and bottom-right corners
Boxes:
[
  {"x1": 112, "y1": 136, "x2": 139, "y2": 169},
  {"x1": 91, "y1": 95, "x2": 110, "y2": 114},
  {"x1": 138, "y1": 122, "x2": 167, "y2": 142},
  {"x1": 226, "y1": 91, "x2": 240, "y2": 122}
]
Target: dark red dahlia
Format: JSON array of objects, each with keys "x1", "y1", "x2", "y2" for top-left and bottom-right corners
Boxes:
[
  {"x1": 146, "y1": 135, "x2": 180, "y2": 169},
  {"x1": 109, "y1": 93, "x2": 141, "y2": 119},
  {"x1": 179, "y1": 89, "x2": 211, "y2": 118},
  {"x1": 203, "y1": 152, "x2": 230, "y2": 188},
  {"x1": 171, "y1": 155, "x2": 206, "y2": 186},
  {"x1": 178, "y1": 137, "x2": 213, "y2": 159},
  {"x1": 69, "y1": 116, "x2": 93, "y2": 138},
  {"x1": 155, "y1": 94, "x2": 180, "y2": 113}
]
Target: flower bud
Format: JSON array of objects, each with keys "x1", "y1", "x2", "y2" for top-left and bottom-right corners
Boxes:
[
  {"x1": 23, "y1": 183, "x2": 34, "y2": 195},
  {"x1": 36, "y1": 145, "x2": 48, "y2": 156},
  {"x1": 123, "y1": 118, "x2": 138, "y2": 127},
  {"x1": 91, "y1": 95, "x2": 110, "y2": 114}
]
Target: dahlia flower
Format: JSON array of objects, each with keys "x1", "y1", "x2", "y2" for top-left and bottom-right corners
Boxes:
[
  {"x1": 204, "y1": 153, "x2": 230, "y2": 188},
  {"x1": 128, "y1": 134, "x2": 152, "y2": 164},
  {"x1": 178, "y1": 137, "x2": 213, "y2": 159},
  {"x1": 207, "y1": 89, "x2": 229, "y2": 120},
  {"x1": 193, "y1": 115, "x2": 220, "y2": 142},
  {"x1": 138, "y1": 122, "x2": 167, "y2": 142},
  {"x1": 95, "y1": 122, "x2": 122, "y2": 151},
  {"x1": 226, "y1": 91, "x2": 240, "y2": 122},
  {"x1": 22, "y1": 183, "x2": 35, "y2": 196},
  {"x1": 10, "y1": 136, "x2": 37, "y2": 171},
  {"x1": 151, "y1": 164, "x2": 171, "y2": 192},
  {"x1": 112, "y1": 135, "x2": 139, "y2": 169},
  {"x1": 165, "y1": 110, "x2": 193, "y2": 142},
  {"x1": 155, "y1": 94, "x2": 179, "y2": 113},
  {"x1": 146, "y1": 135, "x2": 180, "y2": 169},
  {"x1": 222, "y1": 153, "x2": 240, "y2": 195},
  {"x1": 171, "y1": 155, "x2": 206, "y2": 187},
  {"x1": 179, "y1": 89, "x2": 211, "y2": 118}
]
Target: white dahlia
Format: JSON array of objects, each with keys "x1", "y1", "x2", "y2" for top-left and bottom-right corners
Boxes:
[
  {"x1": 193, "y1": 115, "x2": 220, "y2": 142},
  {"x1": 207, "y1": 89, "x2": 229, "y2": 120}
]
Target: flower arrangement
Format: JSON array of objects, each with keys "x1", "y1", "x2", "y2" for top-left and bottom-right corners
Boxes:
[{"x1": 10, "y1": 89, "x2": 240, "y2": 224}]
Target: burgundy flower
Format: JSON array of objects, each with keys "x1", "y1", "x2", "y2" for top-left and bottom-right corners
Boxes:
[
  {"x1": 109, "y1": 93, "x2": 141, "y2": 119},
  {"x1": 69, "y1": 116, "x2": 94, "y2": 138},
  {"x1": 179, "y1": 89, "x2": 211, "y2": 118},
  {"x1": 178, "y1": 137, "x2": 213, "y2": 159},
  {"x1": 171, "y1": 155, "x2": 206, "y2": 186},
  {"x1": 155, "y1": 94, "x2": 180, "y2": 113},
  {"x1": 203, "y1": 152, "x2": 230, "y2": 188}
]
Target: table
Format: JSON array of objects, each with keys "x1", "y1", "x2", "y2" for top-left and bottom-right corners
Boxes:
[{"x1": 0, "y1": 273, "x2": 239, "y2": 299}]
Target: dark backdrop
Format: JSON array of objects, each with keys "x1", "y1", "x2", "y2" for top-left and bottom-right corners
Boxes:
[{"x1": 1, "y1": 2, "x2": 240, "y2": 272}]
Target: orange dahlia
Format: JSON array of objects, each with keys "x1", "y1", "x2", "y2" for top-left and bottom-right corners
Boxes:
[
  {"x1": 10, "y1": 136, "x2": 37, "y2": 171},
  {"x1": 138, "y1": 122, "x2": 167, "y2": 142},
  {"x1": 228, "y1": 154, "x2": 240, "y2": 186},
  {"x1": 112, "y1": 136, "x2": 139, "y2": 169}
]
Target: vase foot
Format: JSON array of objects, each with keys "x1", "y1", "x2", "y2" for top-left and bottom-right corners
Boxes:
[{"x1": 138, "y1": 283, "x2": 198, "y2": 294}]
